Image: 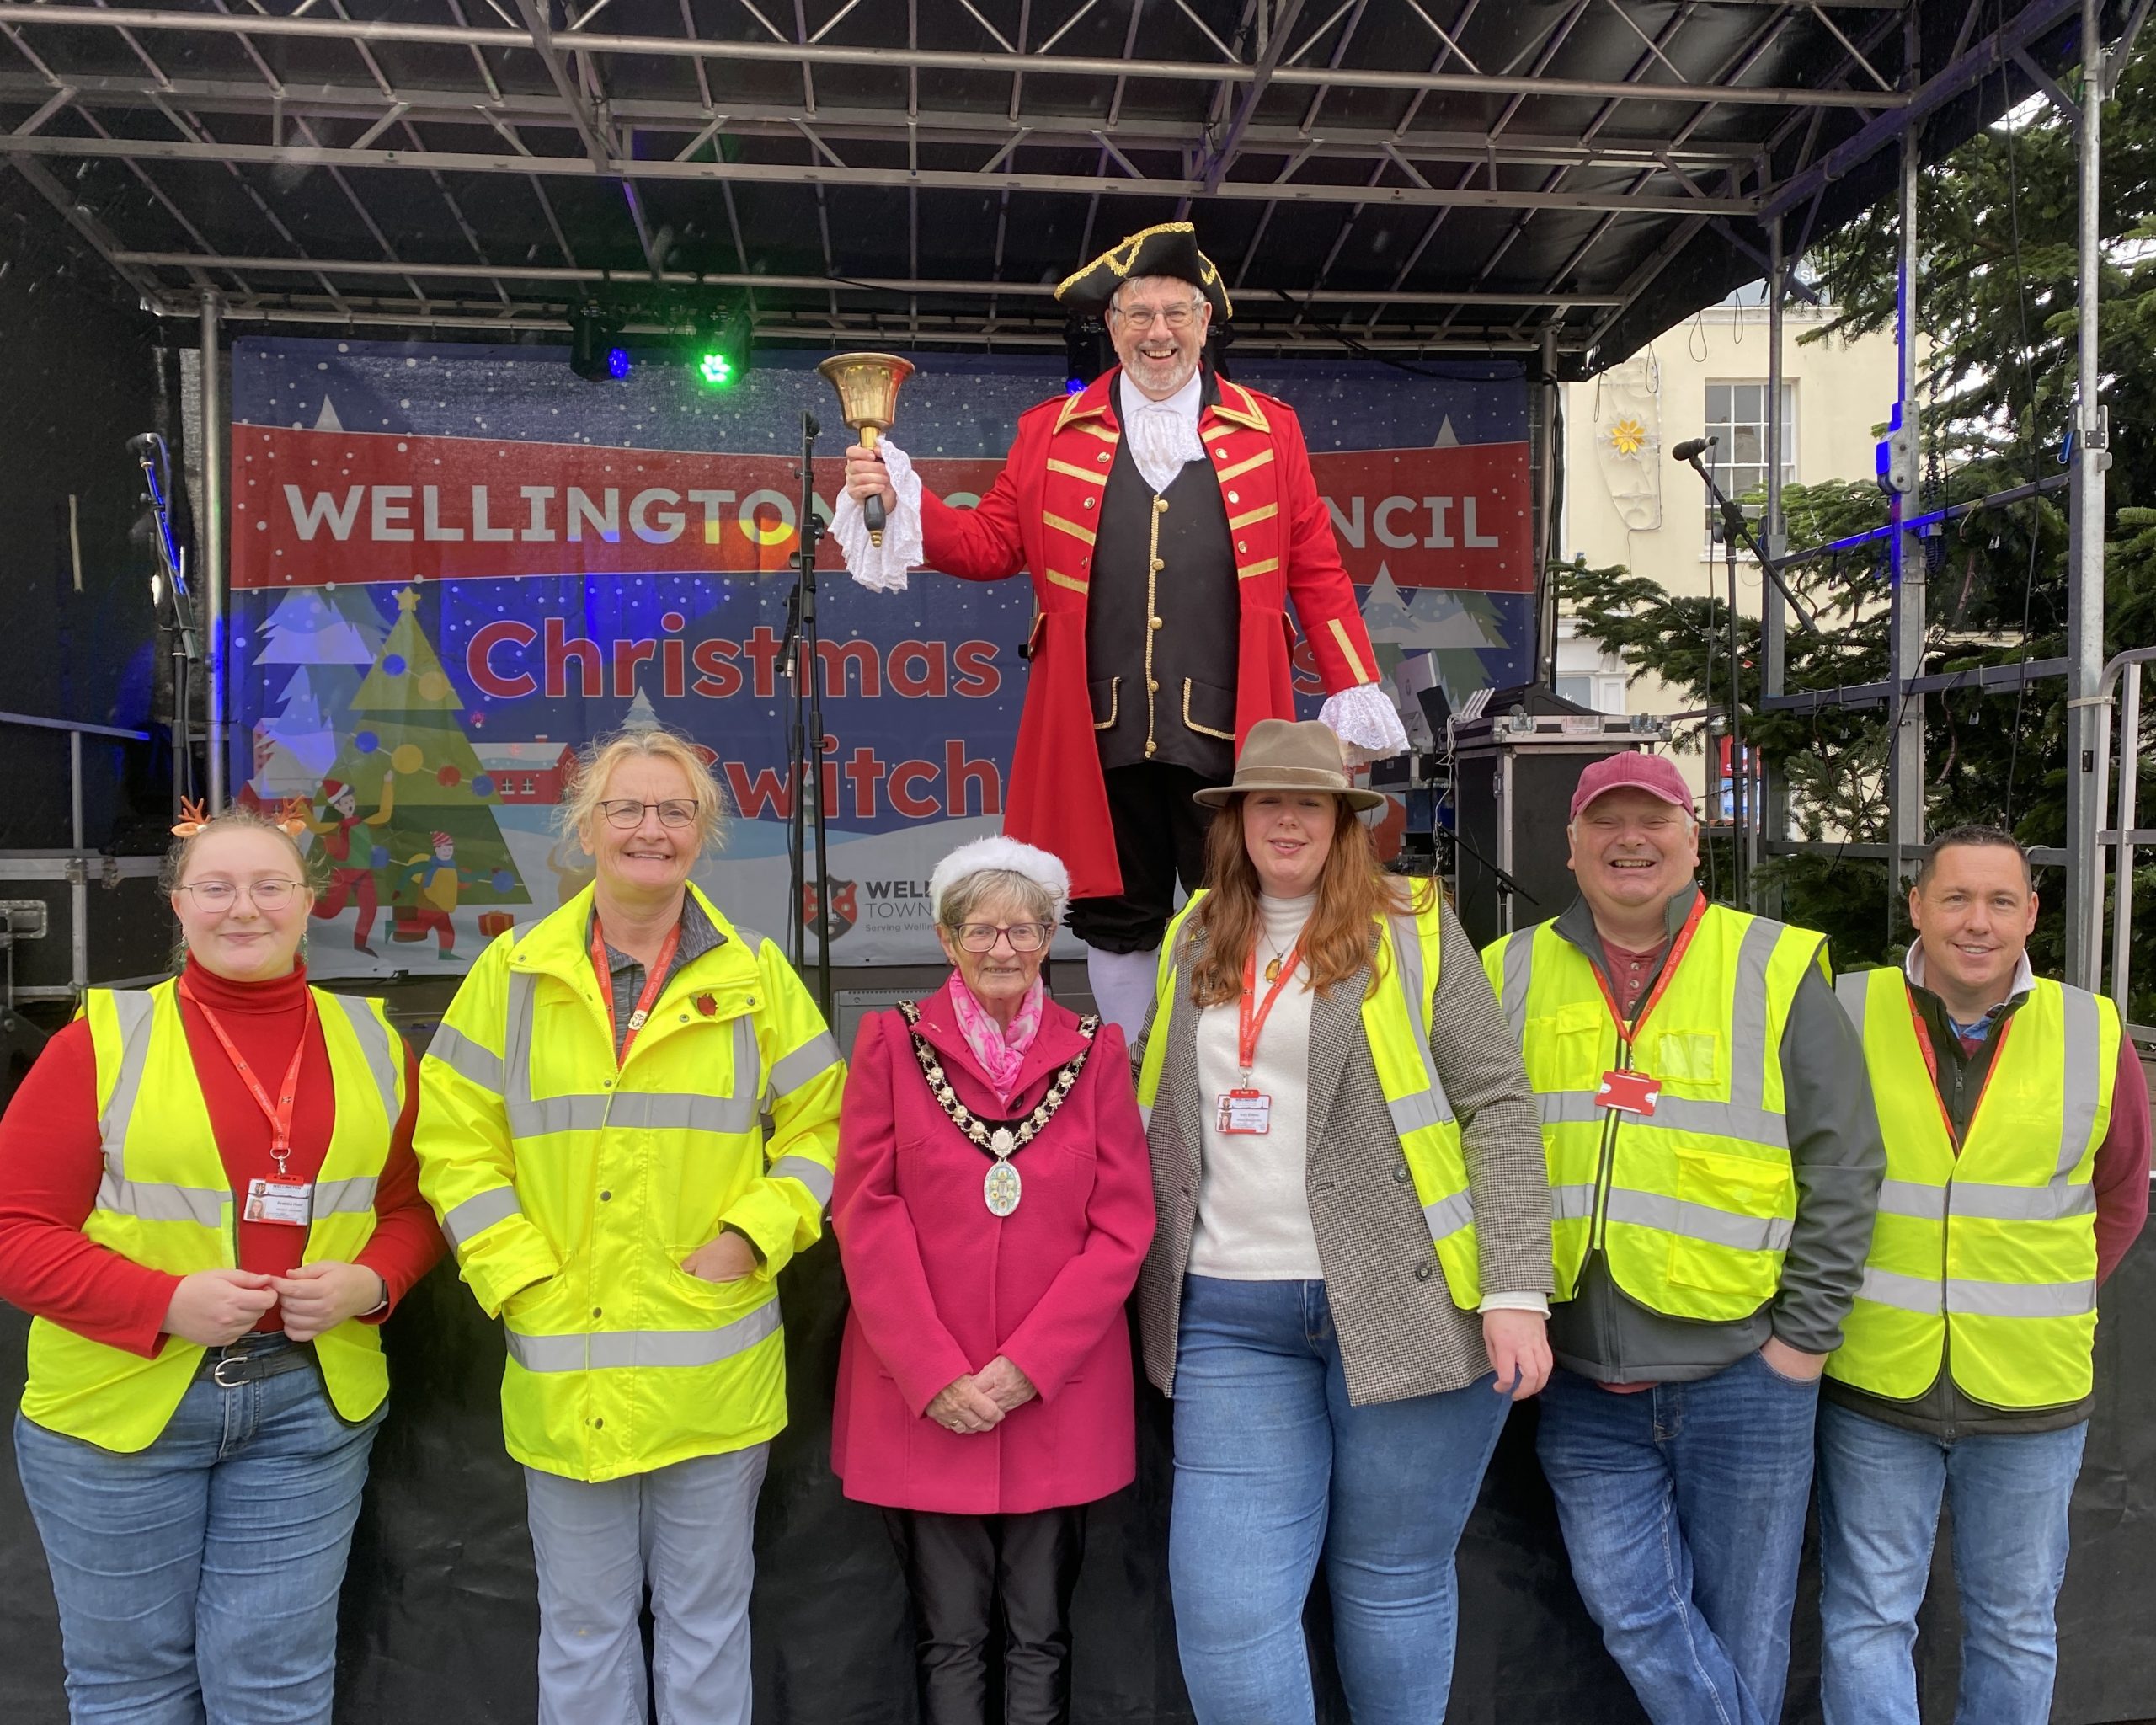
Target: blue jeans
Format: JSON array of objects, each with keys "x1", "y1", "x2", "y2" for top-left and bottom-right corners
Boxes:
[
  {"x1": 1816, "y1": 1398, "x2": 2086, "y2": 1725},
  {"x1": 1167, "y1": 1275, "x2": 1509, "y2": 1725},
  {"x1": 1536, "y1": 1354, "x2": 1817, "y2": 1725},
  {"x1": 14, "y1": 1357, "x2": 382, "y2": 1725}
]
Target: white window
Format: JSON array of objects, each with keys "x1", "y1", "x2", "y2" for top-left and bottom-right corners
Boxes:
[{"x1": 1703, "y1": 382, "x2": 1796, "y2": 550}]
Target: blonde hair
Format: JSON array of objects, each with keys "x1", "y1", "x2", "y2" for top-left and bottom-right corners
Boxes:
[
  {"x1": 557, "y1": 726, "x2": 728, "y2": 852},
  {"x1": 161, "y1": 806, "x2": 316, "y2": 894}
]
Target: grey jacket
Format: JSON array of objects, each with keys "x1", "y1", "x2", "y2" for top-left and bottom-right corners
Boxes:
[
  {"x1": 1540, "y1": 886, "x2": 1887, "y2": 1383},
  {"x1": 1135, "y1": 895, "x2": 1552, "y2": 1407}
]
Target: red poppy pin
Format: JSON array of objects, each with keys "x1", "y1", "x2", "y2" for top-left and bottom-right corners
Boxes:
[{"x1": 695, "y1": 993, "x2": 718, "y2": 1017}]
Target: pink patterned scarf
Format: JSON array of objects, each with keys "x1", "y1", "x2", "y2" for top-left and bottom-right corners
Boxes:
[{"x1": 947, "y1": 975, "x2": 1044, "y2": 1102}]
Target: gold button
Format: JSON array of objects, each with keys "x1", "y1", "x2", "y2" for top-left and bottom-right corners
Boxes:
[
  {"x1": 1155, "y1": 499, "x2": 1169, "y2": 514},
  {"x1": 1083, "y1": 497, "x2": 1095, "y2": 509},
  {"x1": 1237, "y1": 541, "x2": 1248, "y2": 553},
  {"x1": 1150, "y1": 617, "x2": 1163, "y2": 630},
  {"x1": 1228, "y1": 491, "x2": 1241, "y2": 503},
  {"x1": 1148, "y1": 679, "x2": 1160, "y2": 692},
  {"x1": 1097, "y1": 451, "x2": 1110, "y2": 463},
  {"x1": 1145, "y1": 741, "x2": 1158, "y2": 756},
  {"x1": 1151, "y1": 558, "x2": 1165, "y2": 571}
]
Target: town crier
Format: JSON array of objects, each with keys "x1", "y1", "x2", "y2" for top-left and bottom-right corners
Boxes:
[{"x1": 835, "y1": 222, "x2": 1406, "y2": 1034}]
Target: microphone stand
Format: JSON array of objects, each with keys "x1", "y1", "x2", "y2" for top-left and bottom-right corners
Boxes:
[
  {"x1": 1679, "y1": 449, "x2": 1822, "y2": 909},
  {"x1": 779, "y1": 410, "x2": 834, "y2": 1019}
]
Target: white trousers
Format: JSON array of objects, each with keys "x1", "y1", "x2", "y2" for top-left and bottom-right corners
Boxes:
[
  {"x1": 1085, "y1": 943, "x2": 1161, "y2": 1044},
  {"x1": 523, "y1": 1443, "x2": 770, "y2": 1725}
]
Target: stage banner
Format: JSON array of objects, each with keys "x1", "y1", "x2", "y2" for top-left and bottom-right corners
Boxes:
[{"x1": 229, "y1": 340, "x2": 1534, "y2": 971}]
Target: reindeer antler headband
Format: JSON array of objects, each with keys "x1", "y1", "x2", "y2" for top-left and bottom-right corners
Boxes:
[{"x1": 170, "y1": 797, "x2": 310, "y2": 840}]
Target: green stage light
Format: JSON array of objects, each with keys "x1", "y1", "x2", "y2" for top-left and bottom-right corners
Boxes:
[{"x1": 692, "y1": 305, "x2": 751, "y2": 389}]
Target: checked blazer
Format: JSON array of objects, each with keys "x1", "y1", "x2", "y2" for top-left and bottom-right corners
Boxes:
[{"x1": 1134, "y1": 895, "x2": 1553, "y2": 1407}]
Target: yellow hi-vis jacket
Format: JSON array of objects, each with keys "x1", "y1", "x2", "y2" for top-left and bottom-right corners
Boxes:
[
  {"x1": 1135, "y1": 889, "x2": 1482, "y2": 1308},
  {"x1": 1482, "y1": 904, "x2": 1826, "y2": 1317},
  {"x1": 1825, "y1": 967, "x2": 2117, "y2": 1408},
  {"x1": 414, "y1": 884, "x2": 843, "y2": 1482},
  {"x1": 24, "y1": 980, "x2": 404, "y2": 1451}
]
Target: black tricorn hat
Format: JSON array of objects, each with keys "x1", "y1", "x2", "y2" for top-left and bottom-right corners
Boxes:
[{"x1": 1054, "y1": 222, "x2": 1234, "y2": 322}]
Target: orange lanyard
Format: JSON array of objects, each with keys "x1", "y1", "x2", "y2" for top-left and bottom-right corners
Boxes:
[
  {"x1": 181, "y1": 980, "x2": 315, "y2": 1177},
  {"x1": 590, "y1": 916, "x2": 682, "y2": 1065},
  {"x1": 1237, "y1": 938, "x2": 1303, "y2": 1075},
  {"x1": 1589, "y1": 894, "x2": 1708, "y2": 1061}
]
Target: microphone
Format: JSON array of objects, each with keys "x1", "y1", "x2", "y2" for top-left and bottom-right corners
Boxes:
[{"x1": 1671, "y1": 435, "x2": 1717, "y2": 462}]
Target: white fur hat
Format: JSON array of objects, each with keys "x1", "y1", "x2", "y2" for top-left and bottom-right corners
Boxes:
[{"x1": 928, "y1": 836, "x2": 1071, "y2": 925}]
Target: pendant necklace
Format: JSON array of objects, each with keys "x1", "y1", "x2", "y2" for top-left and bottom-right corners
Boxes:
[{"x1": 898, "y1": 1000, "x2": 1100, "y2": 1215}]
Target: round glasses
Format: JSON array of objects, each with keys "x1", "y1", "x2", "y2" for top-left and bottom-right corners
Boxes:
[
  {"x1": 176, "y1": 879, "x2": 306, "y2": 911},
  {"x1": 952, "y1": 922, "x2": 1049, "y2": 954},
  {"x1": 597, "y1": 798, "x2": 698, "y2": 830}
]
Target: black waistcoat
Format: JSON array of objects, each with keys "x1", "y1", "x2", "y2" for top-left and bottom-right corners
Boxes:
[{"x1": 1083, "y1": 433, "x2": 1241, "y2": 777}]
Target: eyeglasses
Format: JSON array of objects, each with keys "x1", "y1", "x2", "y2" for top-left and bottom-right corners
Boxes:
[
  {"x1": 952, "y1": 922, "x2": 1049, "y2": 954},
  {"x1": 597, "y1": 798, "x2": 698, "y2": 830},
  {"x1": 177, "y1": 879, "x2": 306, "y2": 911},
  {"x1": 1111, "y1": 303, "x2": 1198, "y2": 331}
]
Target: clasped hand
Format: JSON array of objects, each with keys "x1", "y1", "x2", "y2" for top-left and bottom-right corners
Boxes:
[
  {"x1": 926, "y1": 1356, "x2": 1037, "y2": 1434},
  {"x1": 842, "y1": 444, "x2": 895, "y2": 510},
  {"x1": 163, "y1": 1261, "x2": 385, "y2": 1348}
]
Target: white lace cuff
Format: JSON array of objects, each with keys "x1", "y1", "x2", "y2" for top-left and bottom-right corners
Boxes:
[
  {"x1": 831, "y1": 439, "x2": 925, "y2": 594},
  {"x1": 1321, "y1": 682, "x2": 1410, "y2": 765}
]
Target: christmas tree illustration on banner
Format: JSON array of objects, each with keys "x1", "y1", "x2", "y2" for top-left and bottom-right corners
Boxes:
[{"x1": 317, "y1": 587, "x2": 529, "y2": 948}]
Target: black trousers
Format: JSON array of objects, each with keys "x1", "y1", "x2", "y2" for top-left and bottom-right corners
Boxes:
[
  {"x1": 1065, "y1": 761, "x2": 1222, "y2": 953},
  {"x1": 881, "y1": 1505, "x2": 1087, "y2": 1725}
]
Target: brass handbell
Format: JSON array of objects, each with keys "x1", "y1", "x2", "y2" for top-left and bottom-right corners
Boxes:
[{"x1": 817, "y1": 351, "x2": 915, "y2": 548}]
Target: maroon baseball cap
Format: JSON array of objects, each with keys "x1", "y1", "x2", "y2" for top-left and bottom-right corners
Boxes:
[{"x1": 1569, "y1": 752, "x2": 1694, "y2": 822}]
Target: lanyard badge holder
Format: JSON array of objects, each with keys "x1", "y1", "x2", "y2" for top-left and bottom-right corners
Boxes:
[
  {"x1": 1217, "y1": 939, "x2": 1302, "y2": 1135},
  {"x1": 1589, "y1": 896, "x2": 1710, "y2": 1122},
  {"x1": 184, "y1": 980, "x2": 318, "y2": 1227}
]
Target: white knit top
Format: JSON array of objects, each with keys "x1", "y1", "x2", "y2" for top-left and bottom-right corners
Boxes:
[{"x1": 1189, "y1": 890, "x2": 1323, "y2": 1281}]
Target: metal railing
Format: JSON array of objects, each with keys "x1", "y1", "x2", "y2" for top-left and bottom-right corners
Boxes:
[{"x1": 2083, "y1": 645, "x2": 2156, "y2": 1041}]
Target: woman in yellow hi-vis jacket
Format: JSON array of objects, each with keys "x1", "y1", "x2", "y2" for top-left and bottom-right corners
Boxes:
[
  {"x1": 0, "y1": 805, "x2": 439, "y2": 1725},
  {"x1": 415, "y1": 727, "x2": 843, "y2": 1725}
]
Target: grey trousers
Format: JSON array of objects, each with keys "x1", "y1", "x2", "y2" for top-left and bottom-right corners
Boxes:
[{"x1": 523, "y1": 1443, "x2": 770, "y2": 1725}]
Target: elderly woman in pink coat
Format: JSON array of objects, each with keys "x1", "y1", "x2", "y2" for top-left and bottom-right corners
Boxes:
[{"x1": 832, "y1": 836, "x2": 1155, "y2": 1725}]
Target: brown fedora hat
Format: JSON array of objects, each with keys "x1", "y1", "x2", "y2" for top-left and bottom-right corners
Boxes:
[{"x1": 1193, "y1": 718, "x2": 1386, "y2": 812}]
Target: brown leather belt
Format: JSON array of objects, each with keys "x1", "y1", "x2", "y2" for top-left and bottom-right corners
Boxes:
[{"x1": 197, "y1": 1337, "x2": 313, "y2": 1389}]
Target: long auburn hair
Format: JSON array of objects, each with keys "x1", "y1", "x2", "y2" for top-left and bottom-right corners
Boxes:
[{"x1": 1187, "y1": 793, "x2": 1435, "y2": 1006}]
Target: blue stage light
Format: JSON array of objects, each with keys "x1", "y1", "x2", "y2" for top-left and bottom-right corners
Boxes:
[
  {"x1": 1065, "y1": 376, "x2": 1086, "y2": 395},
  {"x1": 606, "y1": 345, "x2": 632, "y2": 380}
]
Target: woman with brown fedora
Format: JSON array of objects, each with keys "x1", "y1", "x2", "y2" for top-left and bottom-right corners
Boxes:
[{"x1": 1133, "y1": 718, "x2": 1552, "y2": 1725}]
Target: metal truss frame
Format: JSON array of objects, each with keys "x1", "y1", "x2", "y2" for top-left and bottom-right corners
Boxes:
[
  {"x1": 1751, "y1": 0, "x2": 2123, "y2": 1002},
  {"x1": 0, "y1": 0, "x2": 1974, "y2": 358}
]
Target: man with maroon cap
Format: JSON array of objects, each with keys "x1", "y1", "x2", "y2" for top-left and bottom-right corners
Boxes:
[{"x1": 1481, "y1": 752, "x2": 1883, "y2": 1725}]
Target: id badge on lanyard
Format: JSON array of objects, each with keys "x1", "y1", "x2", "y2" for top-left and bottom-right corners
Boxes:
[
  {"x1": 1591, "y1": 896, "x2": 1708, "y2": 1122},
  {"x1": 183, "y1": 980, "x2": 316, "y2": 1223},
  {"x1": 1216, "y1": 940, "x2": 1301, "y2": 1135}
]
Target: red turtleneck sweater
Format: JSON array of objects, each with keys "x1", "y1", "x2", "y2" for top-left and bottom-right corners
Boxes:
[{"x1": 0, "y1": 958, "x2": 440, "y2": 1355}]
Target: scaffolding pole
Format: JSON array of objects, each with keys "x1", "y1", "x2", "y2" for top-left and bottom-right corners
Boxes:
[
  {"x1": 1758, "y1": 214, "x2": 1787, "y2": 911},
  {"x1": 2065, "y1": 0, "x2": 2111, "y2": 990},
  {"x1": 1885, "y1": 115, "x2": 1927, "y2": 915},
  {"x1": 199, "y1": 293, "x2": 227, "y2": 811}
]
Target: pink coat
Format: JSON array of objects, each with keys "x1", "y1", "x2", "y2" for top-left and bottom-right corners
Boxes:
[{"x1": 830, "y1": 981, "x2": 1155, "y2": 1514}]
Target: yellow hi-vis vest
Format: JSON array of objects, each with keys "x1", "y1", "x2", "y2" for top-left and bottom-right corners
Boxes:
[
  {"x1": 22, "y1": 980, "x2": 404, "y2": 1451},
  {"x1": 1135, "y1": 889, "x2": 1482, "y2": 1309},
  {"x1": 1825, "y1": 968, "x2": 2116, "y2": 1408},
  {"x1": 415, "y1": 884, "x2": 845, "y2": 1484},
  {"x1": 1481, "y1": 904, "x2": 1826, "y2": 1316}
]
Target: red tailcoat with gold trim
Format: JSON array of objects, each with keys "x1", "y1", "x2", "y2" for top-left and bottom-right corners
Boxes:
[{"x1": 919, "y1": 368, "x2": 1381, "y2": 903}]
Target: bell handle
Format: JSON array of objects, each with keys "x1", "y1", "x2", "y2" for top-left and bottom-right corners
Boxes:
[{"x1": 858, "y1": 424, "x2": 887, "y2": 547}]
